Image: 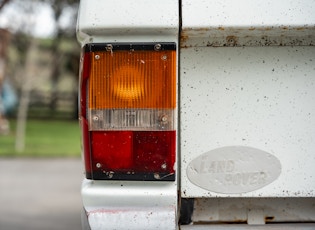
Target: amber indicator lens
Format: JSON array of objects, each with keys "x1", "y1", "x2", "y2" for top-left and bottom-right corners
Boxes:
[{"x1": 88, "y1": 46, "x2": 176, "y2": 109}]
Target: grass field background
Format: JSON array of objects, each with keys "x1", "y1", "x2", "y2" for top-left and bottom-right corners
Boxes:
[{"x1": 0, "y1": 119, "x2": 81, "y2": 157}]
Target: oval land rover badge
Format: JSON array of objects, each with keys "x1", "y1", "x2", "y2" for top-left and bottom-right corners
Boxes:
[{"x1": 186, "y1": 146, "x2": 281, "y2": 194}]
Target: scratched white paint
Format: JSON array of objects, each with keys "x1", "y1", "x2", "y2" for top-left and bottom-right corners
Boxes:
[
  {"x1": 180, "y1": 46, "x2": 315, "y2": 198},
  {"x1": 88, "y1": 207, "x2": 176, "y2": 230},
  {"x1": 192, "y1": 198, "x2": 315, "y2": 224},
  {"x1": 82, "y1": 179, "x2": 178, "y2": 230},
  {"x1": 77, "y1": 0, "x2": 178, "y2": 44},
  {"x1": 182, "y1": 0, "x2": 314, "y2": 28}
]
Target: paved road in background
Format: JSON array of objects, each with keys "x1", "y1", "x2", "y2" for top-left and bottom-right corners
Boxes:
[{"x1": 0, "y1": 158, "x2": 83, "y2": 230}]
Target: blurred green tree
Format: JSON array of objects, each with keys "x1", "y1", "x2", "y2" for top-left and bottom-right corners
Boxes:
[
  {"x1": 41, "y1": 0, "x2": 79, "y2": 113},
  {"x1": 0, "y1": 0, "x2": 80, "y2": 150}
]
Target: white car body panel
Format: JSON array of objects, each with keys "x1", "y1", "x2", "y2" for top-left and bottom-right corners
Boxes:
[
  {"x1": 180, "y1": 46, "x2": 315, "y2": 197},
  {"x1": 81, "y1": 179, "x2": 177, "y2": 230},
  {"x1": 77, "y1": 0, "x2": 178, "y2": 44},
  {"x1": 180, "y1": 0, "x2": 315, "y2": 198}
]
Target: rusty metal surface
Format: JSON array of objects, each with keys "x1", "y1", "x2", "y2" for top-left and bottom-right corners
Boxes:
[
  {"x1": 181, "y1": 224, "x2": 315, "y2": 230},
  {"x1": 181, "y1": 0, "x2": 315, "y2": 47},
  {"x1": 191, "y1": 198, "x2": 315, "y2": 224},
  {"x1": 181, "y1": 26, "x2": 315, "y2": 47}
]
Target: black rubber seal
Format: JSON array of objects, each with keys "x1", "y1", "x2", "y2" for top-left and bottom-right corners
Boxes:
[
  {"x1": 84, "y1": 42, "x2": 176, "y2": 52},
  {"x1": 86, "y1": 171, "x2": 175, "y2": 181}
]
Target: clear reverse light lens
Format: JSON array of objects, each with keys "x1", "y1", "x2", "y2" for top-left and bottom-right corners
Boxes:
[{"x1": 89, "y1": 109, "x2": 174, "y2": 131}]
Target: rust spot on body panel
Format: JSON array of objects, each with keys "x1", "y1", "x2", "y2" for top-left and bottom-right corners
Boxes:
[
  {"x1": 180, "y1": 26, "x2": 315, "y2": 48},
  {"x1": 265, "y1": 216, "x2": 275, "y2": 222},
  {"x1": 226, "y1": 36, "x2": 238, "y2": 46}
]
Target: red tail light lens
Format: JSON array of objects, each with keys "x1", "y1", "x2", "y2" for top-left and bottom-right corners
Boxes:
[{"x1": 80, "y1": 43, "x2": 177, "y2": 181}]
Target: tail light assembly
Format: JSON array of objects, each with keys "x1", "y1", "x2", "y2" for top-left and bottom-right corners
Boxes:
[{"x1": 80, "y1": 43, "x2": 177, "y2": 181}]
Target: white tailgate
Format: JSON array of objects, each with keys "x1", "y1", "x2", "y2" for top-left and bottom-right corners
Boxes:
[{"x1": 180, "y1": 0, "x2": 315, "y2": 198}]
